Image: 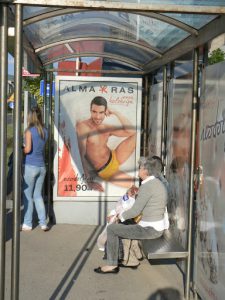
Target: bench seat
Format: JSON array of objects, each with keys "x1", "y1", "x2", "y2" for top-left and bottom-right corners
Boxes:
[{"x1": 141, "y1": 230, "x2": 188, "y2": 260}]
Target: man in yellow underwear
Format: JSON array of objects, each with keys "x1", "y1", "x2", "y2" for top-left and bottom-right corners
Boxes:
[
  {"x1": 76, "y1": 96, "x2": 136, "y2": 192},
  {"x1": 97, "y1": 150, "x2": 120, "y2": 181}
]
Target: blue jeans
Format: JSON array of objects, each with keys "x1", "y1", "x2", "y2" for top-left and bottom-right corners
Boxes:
[{"x1": 23, "y1": 164, "x2": 47, "y2": 227}]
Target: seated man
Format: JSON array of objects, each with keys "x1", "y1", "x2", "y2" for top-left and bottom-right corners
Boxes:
[{"x1": 94, "y1": 156, "x2": 168, "y2": 274}]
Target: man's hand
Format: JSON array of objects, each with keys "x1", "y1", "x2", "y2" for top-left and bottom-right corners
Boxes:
[{"x1": 88, "y1": 181, "x2": 104, "y2": 192}]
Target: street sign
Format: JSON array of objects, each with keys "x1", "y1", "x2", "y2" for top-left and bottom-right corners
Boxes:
[
  {"x1": 40, "y1": 80, "x2": 55, "y2": 96},
  {"x1": 22, "y1": 67, "x2": 40, "y2": 77}
]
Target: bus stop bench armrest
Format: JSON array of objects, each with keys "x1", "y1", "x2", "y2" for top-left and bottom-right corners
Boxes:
[{"x1": 141, "y1": 232, "x2": 188, "y2": 260}]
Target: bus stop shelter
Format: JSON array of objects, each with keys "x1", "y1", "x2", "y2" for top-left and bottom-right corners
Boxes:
[{"x1": 1, "y1": 1, "x2": 225, "y2": 300}]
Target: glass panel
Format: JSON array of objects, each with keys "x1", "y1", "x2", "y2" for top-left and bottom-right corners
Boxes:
[
  {"x1": 24, "y1": 11, "x2": 189, "y2": 52},
  {"x1": 39, "y1": 41, "x2": 105, "y2": 62},
  {"x1": 25, "y1": 23, "x2": 129, "y2": 49},
  {"x1": 104, "y1": 41, "x2": 154, "y2": 64},
  {"x1": 163, "y1": 13, "x2": 217, "y2": 29},
  {"x1": 23, "y1": 6, "x2": 60, "y2": 19},
  {"x1": 107, "y1": 12, "x2": 189, "y2": 51},
  {"x1": 102, "y1": 58, "x2": 140, "y2": 71},
  {"x1": 38, "y1": 44, "x2": 72, "y2": 62},
  {"x1": 116, "y1": 12, "x2": 190, "y2": 51},
  {"x1": 24, "y1": 11, "x2": 138, "y2": 49},
  {"x1": 39, "y1": 40, "x2": 153, "y2": 65}
]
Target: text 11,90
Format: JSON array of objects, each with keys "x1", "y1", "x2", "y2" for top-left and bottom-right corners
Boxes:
[{"x1": 64, "y1": 184, "x2": 89, "y2": 191}]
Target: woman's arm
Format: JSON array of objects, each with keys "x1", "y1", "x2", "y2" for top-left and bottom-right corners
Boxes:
[
  {"x1": 121, "y1": 185, "x2": 149, "y2": 220},
  {"x1": 23, "y1": 130, "x2": 32, "y2": 154}
]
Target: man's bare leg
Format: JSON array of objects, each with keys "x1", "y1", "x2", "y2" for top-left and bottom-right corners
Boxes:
[
  {"x1": 109, "y1": 170, "x2": 135, "y2": 188},
  {"x1": 115, "y1": 134, "x2": 136, "y2": 165},
  {"x1": 106, "y1": 134, "x2": 136, "y2": 188}
]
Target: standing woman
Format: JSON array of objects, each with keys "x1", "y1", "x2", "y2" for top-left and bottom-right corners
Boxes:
[{"x1": 22, "y1": 107, "x2": 49, "y2": 231}]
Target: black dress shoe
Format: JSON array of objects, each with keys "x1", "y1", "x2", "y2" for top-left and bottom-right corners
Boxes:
[
  {"x1": 118, "y1": 264, "x2": 139, "y2": 269},
  {"x1": 94, "y1": 266, "x2": 119, "y2": 274}
]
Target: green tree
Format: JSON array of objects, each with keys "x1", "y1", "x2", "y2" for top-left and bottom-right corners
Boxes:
[
  {"x1": 23, "y1": 76, "x2": 43, "y2": 106},
  {"x1": 208, "y1": 48, "x2": 225, "y2": 65}
]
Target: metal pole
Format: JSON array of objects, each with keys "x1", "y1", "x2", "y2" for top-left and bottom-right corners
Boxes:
[
  {"x1": 45, "y1": 68, "x2": 144, "y2": 75},
  {"x1": 0, "y1": 4, "x2": 8, "y2": 299},
  {"x1": 47, "y1": 72, "x2": 53, "y2": 222},
  {"x1": 161, "y1": 65, "x2": 167, "y2": 164},
  {"x1": 170, "y1": 61, "x2": 175, "y2": 80},
  {"x1": 23, "y1": 51, "x2": 29, "y2": 128},
  {"x1": 185, "y1": 48, "x2": 199, "y2": 300},
  {"x1": 75, "y1": 57, "x2": 80, "y2": 76},
  {"x1": 143, "y1": 76, "x2": 149, "y2": 156},
  {"x1": 43, "y1": 71, "x2": 47, "y2": 126},
  {"x1": 11, "y1": 4, "x2": 23, "y2": 300},
  {"x1": 45, "y1": 73, "x2": 50, "y2": 129}
]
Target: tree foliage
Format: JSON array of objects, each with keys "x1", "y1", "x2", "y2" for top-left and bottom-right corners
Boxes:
[
  {"x1": 208, "y1": 48, "x2": 225, "y2": 65},
  {"x1": 23, "y1": 76, "x2": 43, "y2": 106}
]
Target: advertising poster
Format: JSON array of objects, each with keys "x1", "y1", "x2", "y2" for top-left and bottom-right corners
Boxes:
[
  {"x1": 166, "y1": 79, "x2": 192, "y2": 253},
  {"x1": 53, "y1": 76, "x2": 142, "y2": 200},
  {"x1": 148, "y1": 82, "x2": 163, "y2": 156},
  {"x1": 195, "y1": 62, "x2": 225, "y2": 300}
]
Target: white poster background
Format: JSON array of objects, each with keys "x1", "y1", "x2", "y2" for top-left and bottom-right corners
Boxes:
[
  {"x1": 148, "y1": 82, "x2": 163, "y2": 156},
  {"x1": 195, "y1": 62, "x2": 225, "y2": 300},
  {"x1": 53, "y1": 76, "x2": 142, "y2": 200}
]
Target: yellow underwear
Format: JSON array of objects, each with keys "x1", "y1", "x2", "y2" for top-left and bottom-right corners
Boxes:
[{"x1": 97, "y1": 150, "x2": 119, "y2": 181}]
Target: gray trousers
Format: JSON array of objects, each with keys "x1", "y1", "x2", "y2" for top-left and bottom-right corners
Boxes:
[{"x1": 106, "y1": 223, "x2": 163, "y2": 266}]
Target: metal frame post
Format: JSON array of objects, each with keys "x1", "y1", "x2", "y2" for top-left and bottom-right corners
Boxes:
[
  {"x1": 11, "y1": 4, "x2": 23, "y2": 300},
  {"x1": 185, "y1": 47, "x2": 199, "y2": 300},
  {"x1": 45, "y1": 72, "x2": 50, "y2": 129},
  {"x1": 47, "y1": 72, "x2": 53, "y2": 222},
  {"x1": 0, "y1": 4, "x2": 8, "y2": 299},
  {"x1": 161, "y1": 65, "x2": 167, "y2": 165},
  {"x1": 43, "y1": 71, "x2": 47, "y2": 126},
  {"x1": 170, "y1": 61, "x2": 175, "y2": 80},
  {"x1": 143, "y1": 75, "x2": 149, "y2": 156},
  {"x1": 23, "y1": 51, "x2": 29, "y2": 128}
]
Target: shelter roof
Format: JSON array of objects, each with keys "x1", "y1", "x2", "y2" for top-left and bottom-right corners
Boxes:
[{"x1": 4, "y1": 1, "x2": 225, "y2": 74}]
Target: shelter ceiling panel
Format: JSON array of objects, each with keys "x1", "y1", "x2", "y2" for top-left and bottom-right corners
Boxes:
[
  {"x1": 43, "y1": 52, "x2": 142, "y2": 70},
  {"x1": 38, "y1": 40, "x2": 152, "y2": 65},
  {"x1": 24, "y1": 23, "x2": 111, "y2": 49},
  {"x1": 22, "y1": 6, "x2": 60, "y2": 19},
  {"x1": 38, "y1": 44, "x2": 73, "y2": 62},
  {"x1": 162, "y1": 13, "x2": 217, "y2": 29},
  {"x1": 103, "y1": 40, "x2": 154, "y2": 64},
  {"x1": 38, "y1": 40, "x2": 104, "y2": 62},
  {"x1": 102, "y1": 58, "x2": 140, "y2": 71},
  {"x1": 23, "y1": 11, "x2": 141, "y2": 48},
  {"x1": 23, "y1": 10, "x2": 190, "y2": 52}
]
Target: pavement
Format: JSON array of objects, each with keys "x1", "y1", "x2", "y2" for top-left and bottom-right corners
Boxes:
[{"x1": 4, "y1": 209, "x2": 187, "y2": 300}]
